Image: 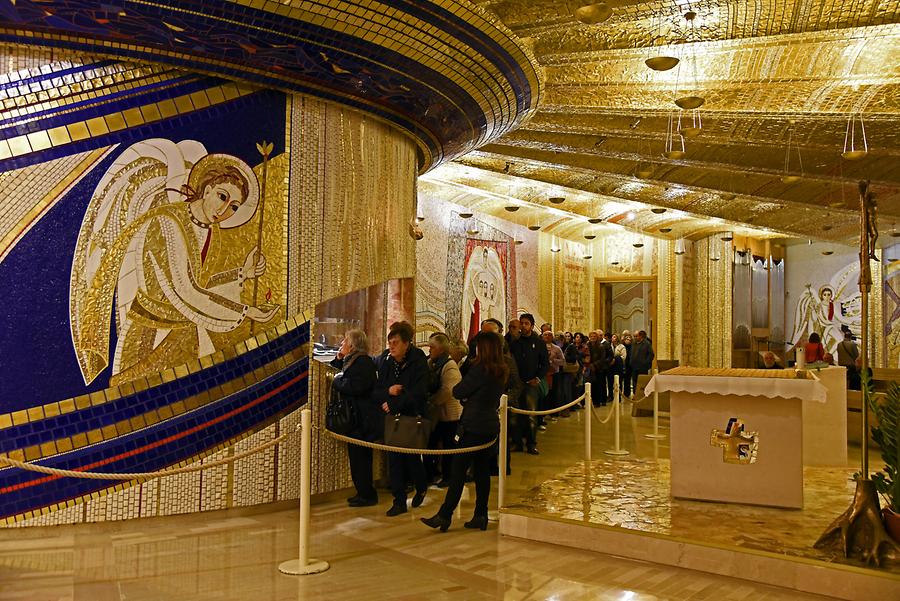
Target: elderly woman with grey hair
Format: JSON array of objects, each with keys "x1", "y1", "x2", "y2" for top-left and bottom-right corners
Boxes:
[
  {"x1": 330, "y1": 329, "x2": 378, "y2": 506},
  {"x1": 425, "y1": 332, "x2": 463, "y2": 486}
]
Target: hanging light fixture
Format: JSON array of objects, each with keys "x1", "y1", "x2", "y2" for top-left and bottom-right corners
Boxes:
[
  {"x1": 678, "y1": 109, "x2": 703, "y2": 139},
  {"x1": 781, "y1": 120, "x2": 803, "y2": 184},
  {"x1": 551, "y1": 245, "x2": 562, "y2": 253},
  {"x1": 573, "y1": 2, "x2": 612, "y2": 24},
  {"x1": 514, "y1": 239, "x2": 524, "y2": 245},
  {"x1": 584, "y1": 232, "x2": 597, "y2": 240},
  {"x1": 466, "y1": 217, "x2": 480, "y2": 236},
  {"x1": 504, "y1": 205, "x2": 519, "y2": 212},
  {"x1": 842, "y1": 113, "x2": 868, "y2": 160},
  {"x1": 673, "y1": 11, "x2": 704, "y2": 110},
  {"x1": 528, "y1": 224, "x2": 541, "y2": 231},
  {"x1": 458, "y1": 211, "x2": 473, "y2": 219},
  {"x1": 635, "y1": 136, "x2": 654, "y2": 178},
  {"x1": 588, "y1": 217, "x2": 603, "y2": 224},
  {"x1": 651, "y1": 207, "x2": 667, "y2": 214},
  {"x1": 663, "y1": 112, "x2": 686, "y2": 159},
  {"x1": 721, "y1": 231, "x2": 734, "y2": 241},
  {"x1": 659, "y1": 227, "x2": 672, "y2": 234},
  {"x1": 633, "y1": 232, "x2": 645, "y2": 248},
  {"x1": 549, "y1": 196, "x2": 566, "y2": 204},
  {"x1": 674, "y1": 237, "x2": 686, "y2": 255},
  {"x1": 644, "y1": 10, "x2": 679, "y2": 71}
]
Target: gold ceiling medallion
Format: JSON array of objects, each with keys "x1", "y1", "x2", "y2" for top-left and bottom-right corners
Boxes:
[
  {"x1": 573, "y1": 2, "x2": 612, "y2": 25},
  {"x1": 549, "y1": 196, "x2": 566, "y2": 204},
  {"x1": 678, "y1": 109, "x2": 702, "y2": 138},
  {"x1": 781, "y1": 121, "x2": 803, "y2": 184},
  {"x1": 644, "y1": 10, "x2": 678, "y2": 71},
  {"x1": 842, "y1": 113, "x2": 868, "y2": 160},
  {"x1": 673, "y1": 11, "x2": 705, "y2": 111},
  {"x1": 663, "y1": 112, "x2": 686, "y2": 159}
]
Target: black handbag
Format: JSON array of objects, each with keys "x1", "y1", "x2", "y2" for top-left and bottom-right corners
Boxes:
[
  {"x1": 383, "y1": 414, "x2": 431, "y2": 449},
  {"x1": 325, "y1": 374, "x2": 356, "y2": 435}
]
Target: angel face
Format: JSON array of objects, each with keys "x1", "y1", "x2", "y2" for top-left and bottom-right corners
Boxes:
[
  {"x1": 820, "y1": 288, "x2": 834, "y2": 303},
  {"x1": 199, "y1": 181, "x2": 245, "y2": 224}
]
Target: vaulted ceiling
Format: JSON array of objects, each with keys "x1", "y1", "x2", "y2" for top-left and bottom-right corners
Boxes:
[{"x1": 428, "y1": 0, "x2": 900, "y2": 245}]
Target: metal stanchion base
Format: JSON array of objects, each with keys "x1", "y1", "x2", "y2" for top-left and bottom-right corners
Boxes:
[
  {"x1": 604, "y1": 449, "x2": 630, "y2": 456},
  {"x1": 278, "y1": 559, "x2": 330, "y2": 575},
  {"x1": 643, "y1": 433, "x2": 667, "y2": 440}
]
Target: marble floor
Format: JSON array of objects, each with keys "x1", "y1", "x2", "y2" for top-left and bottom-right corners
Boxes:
[{"x1": 0, "y1": 406, "x2": 882, "y2": 600}]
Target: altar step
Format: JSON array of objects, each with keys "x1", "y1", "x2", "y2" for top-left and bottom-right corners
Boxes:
[{"x1": 499, "y1": 509, "x2": 900, "y2": 601}]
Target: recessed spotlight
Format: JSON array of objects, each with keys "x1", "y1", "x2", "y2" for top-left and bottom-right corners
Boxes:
[
  {"x1": 651, "y1": 208, "x2": 667, "y2": 214},
  {"x1": 504, "y1": 206, "x2": 519, "y2": 212},
  {"x1": 549, "y1": 197, "x2": 565, "y2": 204},
  {"x1": 625, "y1": 211, "x2": 636, "y2": 221}
]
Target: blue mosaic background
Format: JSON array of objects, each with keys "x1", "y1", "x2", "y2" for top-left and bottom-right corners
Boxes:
[{"x1": 0, "y1": 83, "x2": 287, "y2": 412}]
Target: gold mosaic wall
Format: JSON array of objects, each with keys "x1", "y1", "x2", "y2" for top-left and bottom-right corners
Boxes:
[{"x1": 684, "y1": 236, "x2": 733, "y2": 368}]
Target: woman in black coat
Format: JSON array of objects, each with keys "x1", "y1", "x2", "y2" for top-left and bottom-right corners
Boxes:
[
  {"x1": 330, "y1": 329, "x2": 378, "y2": 506},
  {"x1": 421, "y1": 332, "x2": 508, "y2": 532}
]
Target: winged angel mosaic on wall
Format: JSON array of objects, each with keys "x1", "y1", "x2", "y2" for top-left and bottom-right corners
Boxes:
[{"x1": 70, "y1": 139, "x2": 280, "y2": 386}]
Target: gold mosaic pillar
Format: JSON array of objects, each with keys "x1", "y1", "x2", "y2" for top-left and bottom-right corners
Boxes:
[{"x1": 656, "y1": 238, "x2": 676, "y2": 361}]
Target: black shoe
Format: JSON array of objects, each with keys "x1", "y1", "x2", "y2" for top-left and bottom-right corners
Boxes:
[
  {"x1": 348, "y1": 497, "x2": 377, "y2": 507},
  {"x1": 386, "y1": 503, "x2": 407, "y2": 517},
  {"x1": 436, "y1": 479, "x2": 451, "y2": 489},
  {"x1": 526, "y1": 446, "x2": 540, "y2": 455},
  {"x1": 346, "y1": 495, "x2": 362, "y2": 504},
  {"x1": 420, "y1": 514, "x2": 450, "y2": 532},
  {"x1": 464, "y1": 515, "x2": 488, "y2": 531},
  {"x1": 411, "y1": 490, "x2": 426, "y2": 508}
]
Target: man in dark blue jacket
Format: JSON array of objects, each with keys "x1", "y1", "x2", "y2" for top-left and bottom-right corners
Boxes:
[
  {"x1": 507, "y1": 313, "x2": 548, "y2": 455},
  {"x1": 372, "y1": 321, "x2": 430, "y2": 516}
]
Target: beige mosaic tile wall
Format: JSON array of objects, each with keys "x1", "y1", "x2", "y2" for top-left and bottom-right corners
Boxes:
[{"x1": 685, "y1": 236, "x2": 733, "y2": 368}]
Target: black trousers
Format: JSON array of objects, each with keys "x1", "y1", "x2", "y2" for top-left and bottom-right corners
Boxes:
[
  {"x1": 388, "y1": 451, "x2": 426, "y2": 506},
  {"x1": 438, "y1": 432, "x2": 495, "y2": 519},
  {"x1": 623, "y1": 366, "x2": 633, "y2": 397},
  {"x1": 347, "y1": 443, "x2": 377, "y2": 501},
  {"x1": 631, "y1": 368, "x2": 649, "y2": 398},
  {"x1": 425, "y1": 420, "x2": 458, "y2": 481},
  {"x1": 592, "y1": 371, "x2": 608, "y2": 405}
]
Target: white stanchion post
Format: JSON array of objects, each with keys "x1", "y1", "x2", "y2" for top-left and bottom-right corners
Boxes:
[
  {"x1": 279, "y1": 408, "x2": 330, "y2": 576},
  {"x1": 583, "y1": 382, "x2": 592, "y2": 464},
  {"x1": 605, "y1": 375, "x2": 629, "y2": 456},
  {"x1": 498, "y1": 393, "x2": 508, "y2": 512},
  {"x1": 645, "y1": 368, "x2": 666, "y2": 440}
]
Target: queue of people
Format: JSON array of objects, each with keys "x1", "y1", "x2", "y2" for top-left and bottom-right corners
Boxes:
[{"x1": 327, "y1": 316, "x2": 655, "y2": 530}]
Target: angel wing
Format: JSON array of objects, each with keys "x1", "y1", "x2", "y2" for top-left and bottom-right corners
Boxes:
[
  {"x1": 788, "y1": 284, "x2": 817, "y2": 348},
  {"x1": 69, "y1": 139, "x2": 207, "y2": 384}
]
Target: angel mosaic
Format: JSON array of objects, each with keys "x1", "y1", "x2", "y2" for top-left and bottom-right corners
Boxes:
[
  {"x1": 70, "y1": 139, "x2": 278, "y2": 386},
  {"x1": 789, "y1": 262, "x2": 861, "y2": 355},
  {"x1": 461, "y1": 245, "x2": 506, "y2": 342}
]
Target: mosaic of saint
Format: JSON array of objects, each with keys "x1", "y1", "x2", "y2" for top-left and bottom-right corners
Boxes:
[
  {"x1": 789, "y1": 262, "x2": 861, "y2": 355},
  {"x1": 70, "y1": 139, "x2": 280, "y2": 386}
]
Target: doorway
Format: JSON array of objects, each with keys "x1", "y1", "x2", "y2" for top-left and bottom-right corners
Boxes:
[{"x1": 595, "y1": 278, "x2": 657, "y2": 343}]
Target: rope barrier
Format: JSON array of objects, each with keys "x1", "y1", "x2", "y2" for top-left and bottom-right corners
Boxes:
[
  {"x1": 0, "y1": 425, "x2": 299, "y2": 480},
  {"x1": 508, "y1": 392, "x2": 587, "y2": 416},
  {"x1": 320, "y1": 427, "x2": 497, "y2": 455},
  {"x1": 590, "y1": 402, "x2": 617, "y2": 425}
]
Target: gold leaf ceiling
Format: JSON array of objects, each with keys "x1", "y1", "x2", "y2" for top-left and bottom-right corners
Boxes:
[{"x1": 428, "y1": 0, "x2": 900, "y2": 246}]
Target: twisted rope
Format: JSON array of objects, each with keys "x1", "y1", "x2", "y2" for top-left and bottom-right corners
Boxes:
[
  {"x1": 321, "y1": 427, "x2": 496, "y2": 455},
  {"x1": 0, "y1": 425, "x2": 299, "y2": 480},
  {"x1": 507, "y1": 392, "x2": 586, "y2": 416},
  {"x1": 590, "y1": 402, "x2": 617, "y2": 424}
]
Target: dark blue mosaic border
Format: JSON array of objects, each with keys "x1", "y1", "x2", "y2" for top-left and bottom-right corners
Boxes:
[
  {"x1": 0, "y1": 356, "x2": 309, "y2": 519},
  {"x1": 0, "y1": 320, "x2": 309, "y2": 455}
]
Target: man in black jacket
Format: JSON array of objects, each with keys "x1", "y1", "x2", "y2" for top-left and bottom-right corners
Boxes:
[
  {"x1": 372, "y1": 321, "x2": 430, "y2": 516},
  {"x1": 630, "y1": 329, "x2": 655, "y2": 396},
  {"x1": 588, "y1": 330, "x2": 611, "y2": 406},
  {"x1": 507, "y1": 313, "x2": 548, "y2": 455}
]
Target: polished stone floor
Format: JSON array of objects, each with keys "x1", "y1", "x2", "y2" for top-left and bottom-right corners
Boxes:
[{"x1": 0, "y1": 406, "x2": 871, "y2": 600}]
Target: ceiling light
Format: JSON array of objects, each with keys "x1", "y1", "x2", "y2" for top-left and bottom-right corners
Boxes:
[
  {"x1": 584, "y1": 233, "x2": 597, "y2": 240},
  {"x1": 673, "y1": 12, "x2": 705, "y2": 110},
  {"x1": 842, "y1": 113, "x2": 868, "y2": 160},
  {"x1": 504, "y1": 205, "x2": 519, "y2": 212},
  {"x1": 679, "y1": 109, "x2": 703, "y2": 139},
  {"x1": 663, "y1": 112, "x2": 686, "y2": 159},
  {"x1": 551, "y1": 246, "x2": 561, "y2": 253},
  {"x1": 635, "y1": 165, "x2": 653, "y2": 179},
  {"x1": 528, "y1": 224, "x2": 541, "y2": 231},
  {"x1": 644, "y1": 11, "x2": 679, "y2": 72},
  {"x1": 721, "y1": 231, "x2": 734, "y2": 241},
  {"x1": 459, "y1": 212, "x2": 473, "y2": 219},
  {"x1": 781, "y1": 120, "x2": 803, "y2": 183},
  {"x1": 588, "y1": 217, "x2": 603, "y2": 224},
  {"x1": 610, "y1": 260, "x2": 620, "y2": 265},
  {"x1": 625, "y1": 211, "x2": 636, "y2": 221},
  {"x1": 549, "y1": 197, "x2": 565, "y2": 204},
  {"x1": 583, "y1": 254, "x2": 593, "y2": 260},
  {"x1": 573, "y1": 2, "x2": 612, "y2": 25},
  {"x1": 514, "y1": 239, "x2": 524, "y2": 245},
  {"x1": 659, "y1": 227, "x2": 672, "y2": 233},
  {"x1": 674, "y1": 238, "x2": 686, "y2": 255},
  {"x1": 651, "y1": 208, "x2": 667, "y2": 214},
  {"x1": 821, "y1": 250, "x2": 834, "y2": 256}
]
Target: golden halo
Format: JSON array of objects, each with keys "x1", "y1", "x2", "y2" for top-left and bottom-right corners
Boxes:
[{"x1": 187, "y1": 153, "x2": 260, "y2": 229}]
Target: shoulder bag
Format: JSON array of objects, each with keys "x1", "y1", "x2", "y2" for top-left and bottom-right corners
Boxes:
[{"x1": 384, "y1": 414, "x2": 431, "y2": 449}]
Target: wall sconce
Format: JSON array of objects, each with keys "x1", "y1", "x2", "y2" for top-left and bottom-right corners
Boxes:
[
  {"x1": 551, "y1": 246, "x2": 561, "y2": 253},
  {"x1": 709, "y1": 241, "x2": 722, "y2": 261},
  {"x1": 416, "y1": 215, "x2": 425, "y2": 223},
  {"x1": 674, "y1": 238, "x2": 686, "y2": 255},
  {"x1": 721, "y1": 231, "x2": 734, "y2": 241}
]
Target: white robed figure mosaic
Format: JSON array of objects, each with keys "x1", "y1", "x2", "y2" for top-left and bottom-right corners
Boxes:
[{"x1": 70, "y1": 139, "x2": 277, "y2": 386}]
